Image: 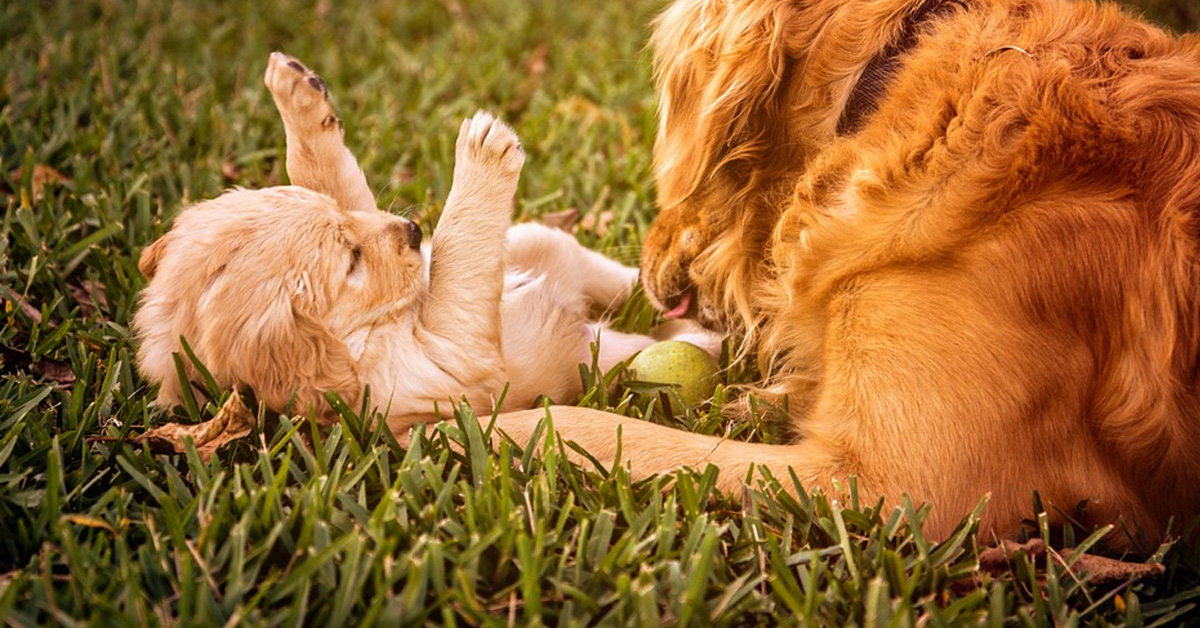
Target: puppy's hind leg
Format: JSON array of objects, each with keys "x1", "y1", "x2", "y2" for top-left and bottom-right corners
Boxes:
[
  {"x1": 264, "y1": 52, "x2": 377, "y2": 214},
  {"x1": 505, "y1": 223, "x2": 639, "y2": 312},
  {"x1": 586, "y1": 325, "x2": 656, "y2": 372}
]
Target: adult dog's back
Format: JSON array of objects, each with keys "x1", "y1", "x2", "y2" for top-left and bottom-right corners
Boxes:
[{"x1": 496, "y1": 0, "x2": 1200, "y2": 548}]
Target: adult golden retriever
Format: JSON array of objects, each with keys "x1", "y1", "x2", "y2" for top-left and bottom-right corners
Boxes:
[{"x1": 493, "y1": 0, "x2": 1200, "y2": 549}]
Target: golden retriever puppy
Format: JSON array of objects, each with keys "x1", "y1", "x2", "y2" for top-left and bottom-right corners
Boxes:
[
  {"x1": 488, "y1": 0, "x2": 1200, "y2": 549},
  {"x1": 134, "y1": 53, "x2": 663, "y2": 428}
]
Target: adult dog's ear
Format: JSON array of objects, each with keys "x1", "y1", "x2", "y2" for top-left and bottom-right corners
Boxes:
[
  {"x1": 196, "y1": 269, "x2": 361, "y2": 422},
  {"x1": 651, "y1": 0, "x2": 805, "y2": 209},
  {"x1": 138, "y1": 235, "x2": 171, "y2": 279}
]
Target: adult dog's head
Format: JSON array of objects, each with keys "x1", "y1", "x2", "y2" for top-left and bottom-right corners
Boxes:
[
  {"x1": 641, "y1": 0, "x2": 1198, "y2": 335},
  {"x1": 643, "y1": 0, "x2": 986, "y2": 331},
  {"x1": 642, "y1": 0, "x2": 858, "y2": 330},
  {"x1": 134, "y1": 187, "x2": 424, "y2": 417}
]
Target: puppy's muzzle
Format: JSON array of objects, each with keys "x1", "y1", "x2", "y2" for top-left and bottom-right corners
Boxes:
[{"x1": 401, "y1": 220, "x2": 422, "y2": 250}]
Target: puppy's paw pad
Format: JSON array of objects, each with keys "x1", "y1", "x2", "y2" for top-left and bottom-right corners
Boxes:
[
  {"x1": 455, "y1": 111, "x2": 525, "y2": 176},
  {"x1": 265, "y1": 52, "x2": 338, "y2": 130}
]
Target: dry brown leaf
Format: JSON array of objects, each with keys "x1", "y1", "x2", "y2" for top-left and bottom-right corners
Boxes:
[
  {"x1": 977, "y1": 538, "x2": 1050, "y2": 575},
  {"x1": 13, "y1": 163, "x2": 68, "y2": 203},
  {"x1": 221, "y1": 160, "x2": 241, "y2": 181},
  {"x1": 32, "y1": 357, "x2": 76, "y2": 386},
  {"x1": 973, "y1": 538, "x2": 1164, "y2": 587},
  {"x1": 135, "y1": 390, "x2": 255, "y2": 462},
  {"x1": 0, "y1": 344, "x2": 74, "y2": 387},
  {"x1": 1061, "y1": 548, "x2": 1166, "y2": 584},
  {"x1": 1, "y1": 285, "x2": 41, "y2": 323},
  {"x1": 70, "y1": 280, "x2": 108, "y2": 318},
  {"x1": 439, "y1": 0, "x2": 464, "y2": 18},
  {"x1": 580, "y1": 210, "x2": 615, "y2": 237},
  {"x1": 539, "y1": 208, "x2": 579, "y2": 232},
  {"x1": 393, "y1": 165, "x2": 416, "y2": 185},
  {"x1": 527, "y1": 43, "x2": 549, "y2": 79}
]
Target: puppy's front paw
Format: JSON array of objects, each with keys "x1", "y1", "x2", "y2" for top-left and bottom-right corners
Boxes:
[
  {"x1": 265, "y1": 52, "x2": 340, "y2": 134},
  {"x1": 453, "y1": 112, "x2": 525, "y2": 184}
]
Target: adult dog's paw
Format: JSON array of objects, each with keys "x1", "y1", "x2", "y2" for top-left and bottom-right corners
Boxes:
[{"x1": 264, "y1": 52, "x2": 340, "y2": 133}]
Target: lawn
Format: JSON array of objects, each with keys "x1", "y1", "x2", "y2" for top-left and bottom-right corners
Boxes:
[{"x1": 2, "y1": 0, "x2": 1199, "y2": 625}]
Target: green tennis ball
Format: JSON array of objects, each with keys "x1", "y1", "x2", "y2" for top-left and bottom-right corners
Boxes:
[{"x1": 627, "y1": 340, "x2": 720, "y2": 407}]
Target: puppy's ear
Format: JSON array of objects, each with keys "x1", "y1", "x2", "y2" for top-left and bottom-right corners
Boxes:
[
  {"x1": 204, "y1": 271, "x2": 361, "y2": 422},
  {"x1": 138, "y1": 236, "x2": 171, "y2": 279}
]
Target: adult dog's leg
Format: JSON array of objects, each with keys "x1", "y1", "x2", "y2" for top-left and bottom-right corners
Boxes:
[
  {"x1": 264, "y1": 52, "x2": 377, "y2": 214},
  {"x1": 418, "y1": 113, "x2": 525, "y2": 383}
]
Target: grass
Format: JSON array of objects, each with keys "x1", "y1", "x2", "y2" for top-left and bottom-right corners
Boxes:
[{"x1": 2, "y1": 0, "x2": 1199, "y2": 625}]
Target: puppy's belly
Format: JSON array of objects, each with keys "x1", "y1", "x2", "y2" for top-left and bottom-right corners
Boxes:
[{"x1": 500, "y1": 271, "x2": 593, "y2": 407}]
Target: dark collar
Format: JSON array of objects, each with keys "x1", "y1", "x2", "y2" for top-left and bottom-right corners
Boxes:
[{"x1": 836, "y1": 0, "x2": 964, "y2": 135}]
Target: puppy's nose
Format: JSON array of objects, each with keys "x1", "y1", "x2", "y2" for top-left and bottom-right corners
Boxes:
[{"x1": 405, "y1": 220, "x2": 423, "y2": 250}]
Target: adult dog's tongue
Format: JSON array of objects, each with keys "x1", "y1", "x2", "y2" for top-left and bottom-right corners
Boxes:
[{"x1": 662, "y1": 292, "x2": 691, "y2": 319}]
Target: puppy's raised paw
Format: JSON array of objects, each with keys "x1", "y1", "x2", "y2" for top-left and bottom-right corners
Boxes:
[
  {"x1": 265, "y1": 52, "x2": 341, "y2": 133},
  {"x1": 454, "y1": 111, "x2": 526, "y2": 180}
]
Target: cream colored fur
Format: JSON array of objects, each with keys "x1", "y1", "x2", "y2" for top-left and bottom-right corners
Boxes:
[{"x1": 135, "y1": 53, "x2": 664, "y2": 428}]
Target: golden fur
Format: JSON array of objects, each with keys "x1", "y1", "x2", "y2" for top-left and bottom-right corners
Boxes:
[
  {"x1": 135, "y1": 54, "x2": 674, "y2": 428},
  {"x1": 489, "y1": 0, "x2": 1200, "y2": 549}
]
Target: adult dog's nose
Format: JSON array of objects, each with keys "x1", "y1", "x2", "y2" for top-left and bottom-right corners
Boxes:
[{"x1": 405, "y1": 221, "x2": 423, "y2": 250}]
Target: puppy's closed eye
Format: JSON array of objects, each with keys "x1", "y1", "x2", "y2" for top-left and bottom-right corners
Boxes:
[{"x1": 346, "y1": 245, "x2": 366, "y2": 286}]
